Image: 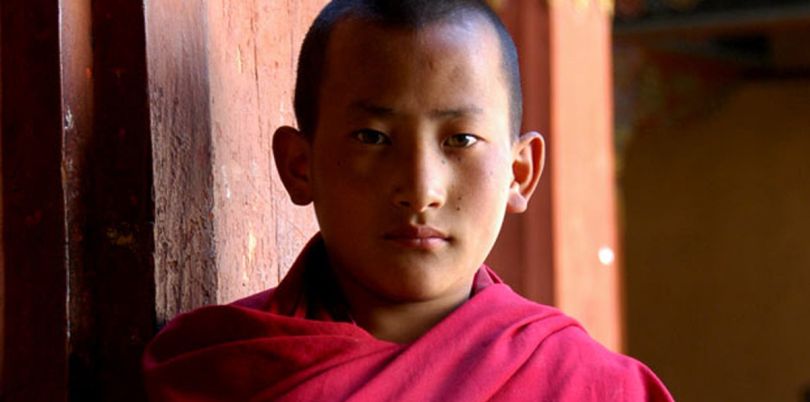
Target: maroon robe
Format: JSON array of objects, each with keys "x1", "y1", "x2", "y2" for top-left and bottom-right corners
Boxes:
[{"x1": 143, "y1": 236, "x2": 673, "y2": 401}]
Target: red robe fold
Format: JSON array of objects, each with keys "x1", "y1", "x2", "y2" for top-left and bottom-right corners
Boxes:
[{"x1": 144, "y1": 237, "x2": 673, "y2": 401}]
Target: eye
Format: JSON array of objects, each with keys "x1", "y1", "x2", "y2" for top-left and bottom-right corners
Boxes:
[
  {"x1": 443, "y1": 133, "x2": 479, "y2": 148},
  {"x1": 351, "y1": 129, "x2": 390, "y2": 145}
]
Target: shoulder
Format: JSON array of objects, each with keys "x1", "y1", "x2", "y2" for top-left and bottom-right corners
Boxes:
[
  {"x1": 530, "y1": 323, "x2": 674, "y2": 401},
  {"x1": 456, "y1": 286, "x2": 674, "y2": 400}
]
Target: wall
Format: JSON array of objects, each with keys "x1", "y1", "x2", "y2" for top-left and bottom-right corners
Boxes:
[
  {"x1": 147, "y1": 0, "x2": 325, "y2": 323},
  {"x1": 0, "y1": 11, "x2": 4, "y2": 385},
  {"x1": 1, "y1": 2, "x2": 69, "y2": 399},
  {"x1": 624, "y1": 79, "x2": 810, "y2": 401},
  {"x1": 206, "y1": 0, "x2": 324, "y2": 305}
]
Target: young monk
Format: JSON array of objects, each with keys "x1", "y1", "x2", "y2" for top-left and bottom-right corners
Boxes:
[{"x1": 143, "y1": 0, "x2": 674, "y2": 400}]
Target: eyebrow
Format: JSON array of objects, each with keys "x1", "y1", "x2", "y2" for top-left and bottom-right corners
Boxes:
[{"x1": 350, "y1": 100, "x2": 483, "y2": 120}]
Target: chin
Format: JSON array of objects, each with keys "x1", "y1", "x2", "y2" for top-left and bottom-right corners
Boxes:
[{"x1": 369, "y1": 268, "x2": 469, "y2": 304}]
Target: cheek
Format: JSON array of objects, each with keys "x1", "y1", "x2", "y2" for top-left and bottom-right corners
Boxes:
[
  {"x1": 452, "y1": 155, "x2": 512, "y2": 214},
  {"x1": 314, "y1": 141, "x2": 368, "y2": 180},
  {"x1": 346, "y1": 153, "x2": 384, "y2": 180},
  {"x1": 312, "y1": 149, "x2": 387, "y2": 210}
]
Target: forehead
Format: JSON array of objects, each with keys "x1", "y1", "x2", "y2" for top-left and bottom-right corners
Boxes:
[
  {"x1": 329, "y1": 12, "x2": 496, "y2": 57},
  {"x1": 317, "y1": 15, "x2": 510, "y2": 123}
]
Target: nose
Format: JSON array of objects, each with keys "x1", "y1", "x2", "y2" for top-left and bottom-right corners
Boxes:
[{"x1": 392, "y1": 143, "x2": 447, "y2": 213}]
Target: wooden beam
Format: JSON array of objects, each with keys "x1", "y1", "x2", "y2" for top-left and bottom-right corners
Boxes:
[
  {"x1": 1, "y1": 0, "x2": 68, "y2": 399},
  {"x1": 64, "y1": 0, "x2": 156, "y2": 399},
  {"x1": 549, "y1": 0, "x2": 622, "y2": 352},
  {"x1": 145, "y1": 0, "x2": 218, "y2": 323},
  {"x1": 146, "y1": 0, "x2": 323, "y2": 322},
  {"x1": 2, "y1": 0, "x2": 156, "y2": 399},
  {"x1": 204, "y1": 0, "x2": 322, "y2": 306}
]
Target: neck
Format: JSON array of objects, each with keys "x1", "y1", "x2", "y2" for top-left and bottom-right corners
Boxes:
[
  {"x1": 336, "y1": 275, "x2": 473, "y2": 344},
  {"x1": 353, "y1": 294, "x2": 469, "y2": 344}
]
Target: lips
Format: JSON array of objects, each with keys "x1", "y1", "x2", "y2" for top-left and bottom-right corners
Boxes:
[{"x1": 383, "y1": 225, "x2": 449, "y2": 249}]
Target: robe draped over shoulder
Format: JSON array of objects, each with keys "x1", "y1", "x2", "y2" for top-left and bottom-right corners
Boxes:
[{"x1": 143, "y1": 236, "x2": 673, "y2": 401}]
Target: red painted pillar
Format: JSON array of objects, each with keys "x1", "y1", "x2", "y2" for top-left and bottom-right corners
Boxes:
[
  {"x1": 205, "y1": 0, "x2": 324, "y2": 305},
  {"x1": 147, "y1": 0, "x2": 325, "y2": 323},
  {"x1": 2, "y1": 1, "x2": 69, "y2": 399},
  {"x1": 491, "y1": 0, "x2": 621, "y2": 351},
  {"x1": 549, "y1": 0, "x2": 621, "y2": 352},
  {"x1": 2, "y1": 0, "x2": 156, "y2": 399}
]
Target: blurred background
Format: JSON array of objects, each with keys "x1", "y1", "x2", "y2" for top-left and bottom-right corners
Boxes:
[
  {"x1": 1, "y1": 0, "x2": 808, "y2": 401},
  {"x1": 614, "y1": 1, "x2": 810, "y2": 401}
]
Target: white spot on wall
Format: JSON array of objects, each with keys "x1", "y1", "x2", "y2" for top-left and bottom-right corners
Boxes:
[
  {"x1": 598, "y1": 246, "x2": 615, "y2": 266},
  {"x1": 237, "y1": 47, "x2": 244, "y2": 74},
  {"x1": 221, "y1": 165, "x2": 232, "y2": 199},
  {"x1": 64, "y1": 109, "x2": 75, "y2": 130},
  {"x1": 250, "y1": 160, "x2": 259, "y2": 178},
  {"x1": 247, "y1": 231, "x2": 257, "y2": 265}
]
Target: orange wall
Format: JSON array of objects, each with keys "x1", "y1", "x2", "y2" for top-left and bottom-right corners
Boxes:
[{"x1": 624, "y1": 80, "x2": 810, "y2": 402}]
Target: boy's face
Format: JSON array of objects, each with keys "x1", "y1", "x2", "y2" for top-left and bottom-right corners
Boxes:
[{"x1": 279, "y1": 16, "x2": 542, "y2": 305}]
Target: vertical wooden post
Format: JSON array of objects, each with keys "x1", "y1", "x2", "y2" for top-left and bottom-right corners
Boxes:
[
  {"x1": 0, "y1": 5, "x2": 5, "y2": 388},
  {"x1": 3, "y1": 0, "x2": 327, "y2": 399},
  {"x1": 145, "y1": 0, "x2": 219, "y2": 326},
  {"x1": 146, "y1": 0, "x2": 323, "y2": 324},
  {"x1": 66, "y1": 0, "x2": 156, "y2": 399},
  {"x1": 59, "y1": 0, "x2": 96, "y2": 394},
  {"x1": 0, "y1": 0, "x2": 69, "y2": 401},
  {"x1": 1, "y1": 1, "x2": 68, "y2": 400},
  {"x1": 548, "y1": 0, "x2": 621, "y2": 351},
  {"x1": 492, "y1": 0, "x2": 621, "y2": 350},
  {"x1": 2, "y1": 0, "x2": 155, "y2": 399},
  {"x1": 204, "y1": 0, "x2": 322, "y2": 306}
]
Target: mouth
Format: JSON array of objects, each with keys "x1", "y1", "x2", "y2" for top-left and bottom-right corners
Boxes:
[{"x1": 382, "y1": 225, "x2": 450, "y2": 249}]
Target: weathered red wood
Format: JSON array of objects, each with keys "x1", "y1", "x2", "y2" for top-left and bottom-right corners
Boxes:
[
  {"x1": 146, "y1": 0, "x2": 218, "y2": 323},
  {"x1": 147, "y1": 0, "x2": 324, "y2": 324},
  {"x1": 59, "y1": 0, "x2": 96, "y2": 397},
  {"x1": 548, "y1": 0, "x2": 621, "y2": 352},
  {"x1": 0, "y1": 5, "x2": 4, "y2": 388},
  {"x1": 2, "y1": 0, "x2": 155, "y2": 399},
  {"x1": 65, "y1": 0, "x2": 156, "y2": 399},
  {"x1": 1, "y1": 0, "x2": 68, "y2": 400},
  {"x1": 205, "y1": 0, "x2": 322, "y2": 305}
]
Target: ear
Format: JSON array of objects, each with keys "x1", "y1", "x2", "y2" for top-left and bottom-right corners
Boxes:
[
  {"x1": 506, "y1": 131, "x2": 545, "y2": 213},
  {"x1": 272, "y1": 125, "x2": 314, "y2": 205}
]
